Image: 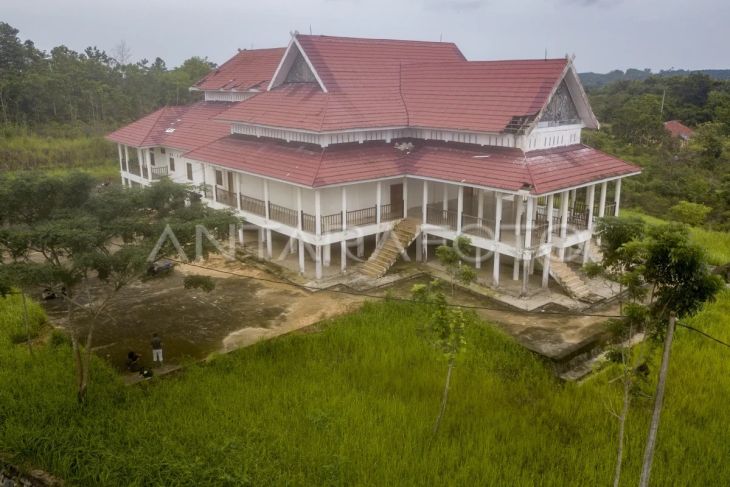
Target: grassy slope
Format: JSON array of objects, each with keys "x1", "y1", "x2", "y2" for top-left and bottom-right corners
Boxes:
[
  {"x1": 622, "y1": 208, "x2": 730, "y2": 265},
  {"x1": 2, "y1": 293, "x2": 730, "y2": 486}
]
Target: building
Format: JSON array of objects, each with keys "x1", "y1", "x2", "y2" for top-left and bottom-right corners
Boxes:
[
  {"x1": 664, "y1": 120, "x2": 694, "y2": 147},
  {"x1": 106, "y1": 34, "x2": 640, "y2": 297}
]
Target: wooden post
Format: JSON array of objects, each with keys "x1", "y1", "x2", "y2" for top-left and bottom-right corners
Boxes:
[
  {"x1": 315, "y1": 245, "x2": 322, "y2": 279},
  {"x1": 583, "y1": 184, "x2": 596, "y2": 264},
  {"x1": 639, "y1": 312, "x2": 677, "y2": 487},
  {"x1": 522, "y1": 197, "x2": 534, "y2": 296},
  {"x1": 315, "y1": 189, "x2": 322, "y2": 237}
]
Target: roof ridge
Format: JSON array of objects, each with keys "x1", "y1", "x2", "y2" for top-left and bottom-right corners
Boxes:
[{"x1": 398, "y1": 62, "x2": 410, "y2": 128}]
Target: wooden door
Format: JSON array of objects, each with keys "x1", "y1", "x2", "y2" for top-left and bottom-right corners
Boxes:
[
  {"x1": 390, "y1": 183, "x2": 403, "y2": 218},
  {"x1": 227, "y1": 172, "x2": 234, "y2": 192}
]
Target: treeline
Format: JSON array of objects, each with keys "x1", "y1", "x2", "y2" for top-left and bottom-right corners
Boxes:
[
  {"x1": 0, "y1": 22, "x2": 214, "y2": 130},
  {"x1": 584, "y1": 73, "x2": 730, "y2": 229},
  {"x1": 580, "y1": 68, "x2": 730, "y2": 90}
]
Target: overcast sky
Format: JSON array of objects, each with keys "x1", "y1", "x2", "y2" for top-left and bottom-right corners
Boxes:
[{"x1": 4, "y1": 0, "x2": 729, "y2": 73}]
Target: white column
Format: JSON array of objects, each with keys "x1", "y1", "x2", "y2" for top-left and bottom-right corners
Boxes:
[
  {"x1": 456, "y1": 186, "x2": 464, "y2": 234},
  {"x1": 297, "y1": 188, "x2": 305, "y2": 274},
  {"x1": 442, "y1": 184, "x2": 448, "y2": 212},
  {"x1": 124, "y1": 145, "x2": 129, "y2": 170},
  {"x1": 614, "y1": 179, "x2": 622, "y2": 216},
  {"x1": 341, "y1": 186, "x2": 347, "y2": 272},
  {"x1": 494, "y1": 192, "x2": 502, "y2": 242},
  {"x1": 315, "y1": 190, "x2": 322, "y2": 237},
  {"x1": 324, "y1": 244, "x2": 331, "y2": 267},
  {"x1": 586, "y1": 185, "x2": 596, "y2": 232},
  {"x1": 542, "y1": 255, "x2": 551, "y2": 288},
  {"x1": 475, "y1": 189, "x2": 484, "y2": 269},
  {"x1": 402, "y1": 177, "x2": 408, "y2": 218},
  {"x1": 375, "y1": 181, "x2": 383, "y2": 225},
  {"x1": 357, "y1": 238, "x2": 364, "y2": 258},
  {"x1": 598, "y1": 181, "x2": 607, "y2": 218},
  {"x1": 493, "y1": 251, "x2": 501, "y2": 286},
  {"x1": 546, "y1": 194, "x2": 555, "y2": 244},
  {"x1": 524, "y1": 197, "x2": 534, "y2": 249},
  {"x1": 235, "y1": 173, "x2": 242, "y2": 210},
  {"x1": 137, "y1": 148, "x2": 144, "y2": 178},
  {"x1": 264, "y1": 179, "x2": 272, "y2": 259},
  {"x1": 117, "y1": 144, "x2": 123, "y2": 170},
  {"x1": 315, "y1": 245, "x2": 322, "y2": 279},
  {"x1": 422, "y1": 180, "x2": 428, "y2": 224},
  {"x1": 559, "y1": 190, "x2": 569, "y2": 261},
  {"x1": 145, "y1": 148, "x2": 152, "y2": 181},
  {"x1": 514, "y1": 196, "x2": 522, "y2": 239}
]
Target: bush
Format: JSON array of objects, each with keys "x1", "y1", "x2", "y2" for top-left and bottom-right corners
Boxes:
[{"x1": 669, "y1": 200, "x2": 712, "y2": 226}]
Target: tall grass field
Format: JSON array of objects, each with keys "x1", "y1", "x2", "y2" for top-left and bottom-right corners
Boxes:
[
  {"x1": 622, "y1": 208, "x2": 730, "y2": 265},
  {"x1": 1, "y1": 292, "x2": 730, "y2": 485}
]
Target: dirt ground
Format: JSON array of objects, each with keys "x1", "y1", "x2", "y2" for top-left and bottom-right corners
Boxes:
[
  {"x1": 42, "y1": 255, "x2": 614, "y2": 374},
  {"x1": 42, "y1": 256, "x2": 364, "y2": 371}
]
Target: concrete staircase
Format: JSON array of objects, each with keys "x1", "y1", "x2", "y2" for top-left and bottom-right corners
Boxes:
[
  {"x1": 549, "y1": 257, "x2": 593, "y2": 302},
  {"x1": 359, "y1": 218, "x2": 421, "y2": 278}
]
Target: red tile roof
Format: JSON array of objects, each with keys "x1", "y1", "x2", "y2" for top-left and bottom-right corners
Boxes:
[
  {"x1": 105, "y1": 102, "x2": 233, "y2": 150},
  {"x1": 218, "y1": 37, "x2": 569, "y2": 133},
  {"x1": 402, "y1": 59, "x2": 568, "y2": 133},
  {"x1": 193, "y1": 48, "x2": 285, "y2": 91},
  {"x1": 184, "y1": 136, "x2": 640, "y2": 194},
  {"x1": 664, "y1": 120, "x2": 694, "y2": 140}
]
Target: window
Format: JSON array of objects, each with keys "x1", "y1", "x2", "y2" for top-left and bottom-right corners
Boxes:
[
  {"x1": 149, "y1": 149, "x2": 155, "y2": 165},
  {"x1": 186, "y1": 163, "x2": 193, "y2": 181},
  {"x1": 160, "y1": 148, "x2": 166, "y2": 154},
  {"x1": 169, "y1": 157, "x2": 175, "y2": 172},
  {"x1": 215, "y1": 170, "x2": 223, "y2": 186}
]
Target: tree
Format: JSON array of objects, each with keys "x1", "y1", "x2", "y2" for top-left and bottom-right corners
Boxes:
[
  {"x1": 590, "y1": 217, "x2": 723, "y2": 485},
  {"x1": 412, "y1": 280, "x2": 470, "y2": 434},
  {"x1": 435, "y1": 236, "x2": 476, "y2": 294},
  {"x1": 0, "y1": 174, "x2": 240, "y2": 403}
]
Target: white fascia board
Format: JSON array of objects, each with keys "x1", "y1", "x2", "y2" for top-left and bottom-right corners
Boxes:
[
  {"x1": 266, "y1": 36, "x2": 328, "y2": 93},
  {"x1": 536, "y1": 172, "x2": 641, "y2": 197}
]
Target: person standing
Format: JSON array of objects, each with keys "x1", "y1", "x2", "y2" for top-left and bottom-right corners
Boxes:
[{"x1": 151, "y1": 333, "x2": 163, "y2": 366}]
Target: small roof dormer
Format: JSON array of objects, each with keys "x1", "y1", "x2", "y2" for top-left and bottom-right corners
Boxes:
[{"x1": 268, "y1": 34, "x2": 328, "y2": 92}]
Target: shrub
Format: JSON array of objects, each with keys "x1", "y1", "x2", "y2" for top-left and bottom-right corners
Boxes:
[{"x1": 669, "y1": 200, "x2": 712, "y2": 226}]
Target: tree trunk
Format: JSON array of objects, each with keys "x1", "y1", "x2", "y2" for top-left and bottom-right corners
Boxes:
[
  {"x1": 639, "y1": 312, "x2": 676, "y2": 487},
  {"x1": 612, "y1": 323, "x2": 634, "y2": 487},
  {"x1": 21, "y1": 292, "x2": 33, "y2": 356},
  {"x1": 433, "y1": 358, "x2": 454, "y2": 434}
]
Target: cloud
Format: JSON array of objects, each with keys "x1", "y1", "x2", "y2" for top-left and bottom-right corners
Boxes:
[{"x1": 423, "y1": 0, "x2": 485, "y2": 12}]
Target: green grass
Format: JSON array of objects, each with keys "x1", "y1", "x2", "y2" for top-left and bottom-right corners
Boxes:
[
  {"x1": 622, "y1": 208, "x2": 730, "y2": 265},
  {"x1": 0, "y1": 133, "x2": 116, "y2": 175},
  {"x1": 2, "y1": 293, "x2": 730, "y2": 486}
]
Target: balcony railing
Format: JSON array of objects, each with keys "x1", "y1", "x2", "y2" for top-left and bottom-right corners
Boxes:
[
  {"x1": 268, "y1": 202, "x2": 298, "y2": 227},
  {"x1": 127, "y1": 163, "x2": 141, "y2": 176},
  {"x1": 142, "y1": 165, "x2": 149, "y2": 180},
  {"x1": 151, "y1": 166, "x2": 169, "y2": 180},
  {"x1": 381, "y1": 203, "x2": 403, "y2": 222},
  {"x1": 461, "y1": 214, "x2": 495, "y2": 239},
  {"x1": 426, "y1": 204, "x2": 458, "y2": 231},
  {"x1": 240, "y1": 195, "x2": 266, "y2": 216},
  {"x1": 346, "y1": 206, "x2": 376, "y2": 227},
  {"x1": 216, "y1": 187, "x2": 238, "y2": 208}
]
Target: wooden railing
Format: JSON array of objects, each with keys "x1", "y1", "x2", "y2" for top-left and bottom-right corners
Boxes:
[
  {"x1": 268, "y1": 202, "x2": 298, "y2": 227},
  {"x1": 215, "y1": 187, "x2": 237, "y2": 208},
  {"x1": 602, "y1": 202, "x2": 617, "y2": 217},
  {"x1": 151, "y1": 166, "x2": 169, "y2": 180},
  {"x1": 346, "y1": 206, "x2": 376, "y2": 227},
  {"x1": 240, "y1": 195, "x2": 265, "y2": 216},
  {"x1": 568, "y1": 203, "x2": 590, "y2": 229}
]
